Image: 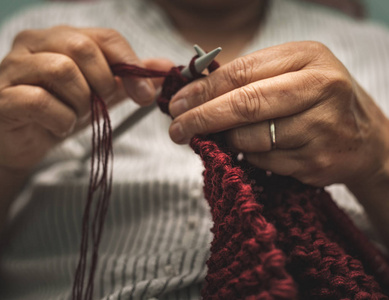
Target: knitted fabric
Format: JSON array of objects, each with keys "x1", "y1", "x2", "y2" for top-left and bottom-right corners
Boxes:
[
  {"x1": 152, "y1": 61, "x2": 389, "y2": 299},
  {"x1": 193, "y1": 138, "x2": 389, "y2": 299},
  {"x1": 73, "y1": 59, "x2": 389, "y2": 300}
]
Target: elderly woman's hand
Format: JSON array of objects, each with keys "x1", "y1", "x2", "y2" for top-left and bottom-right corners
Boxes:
[
  {"x1": 0, "y1": 26, "x2": 163, "y2": 172},
  {"x1": 168, "y1": 41, "x2": 389, "y2": 188}
]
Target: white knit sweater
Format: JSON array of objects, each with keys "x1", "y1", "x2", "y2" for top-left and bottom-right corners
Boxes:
[{"x1": 0, "y1": 0, "x2": 388, "y2": 299}]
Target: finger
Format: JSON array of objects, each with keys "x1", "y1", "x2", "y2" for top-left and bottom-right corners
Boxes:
[
  {"x1": 80, "y1": 27, "x2": 156, "y2": 105},
  {"x1": 13, "y1": 28, "x2": 119, "y2": 104},
  {"x1": 75, "y1": 76, "x2": 129, "y2": 129},
  {"x1": 101, "y1": 58, "x2": 174, "y2": 113},
  {"x1": 169, "y1": 70, "x2": 324, "y2": 144},
  {"x1": 225, "y1": 113, "x2": 313, "y2": 152},
  {"x1": 0, "y1": 85, "x2": 77, "y2": 137},
  {"x1": 13, "y1": 27, "x2": 155, "y2": 105},
  {"x1": 1, "y1": 52, "x2": 90, "y2": 118},
  {"x1": 142, "y1": 58, "x2": 175, "y2": 88},
  {"x1": 169, "y1": 41, "x2": 321, "y2": 117},
  {"x1": 244, "y1": 150, "x2": 303, "y2": 178}
]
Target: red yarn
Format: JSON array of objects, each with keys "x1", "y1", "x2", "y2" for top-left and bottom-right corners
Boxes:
[
  {"x1": 72, "y1": 58, "x2": 389, "y2": 300},
  {"x1": 71, "y1": 64, "x2": 186, "y2": 300},
  {"x1": 72, "y1": 93, "x2": 113, "y2": 300}
]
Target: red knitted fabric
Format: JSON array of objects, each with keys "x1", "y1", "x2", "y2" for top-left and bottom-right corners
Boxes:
[
  {"x1": 73, "y1": 59, "x2": 389, "y2": 300},
  {"x1": 151, "y1": 60, "x2": 389, "y2": 299}
]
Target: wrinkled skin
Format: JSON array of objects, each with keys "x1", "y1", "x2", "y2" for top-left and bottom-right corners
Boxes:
[
  {"x1": 0, "y1": 26, "x2": 171, "y2": 171},
  {"x1": 168, "y1": 41, "x2": 389, "y2": 189},
  {"x1": 0, "y1": 1, "x2": 388, "y2": 246}
]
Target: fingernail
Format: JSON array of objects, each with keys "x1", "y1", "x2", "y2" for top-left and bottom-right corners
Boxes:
[
  {"x1": 68, "y1": 119, "x2": 77, "y2": 134},
  {"x1": 170, "y1": 122, "x2": 189, "y2": 144},
  {"x1": 60, "y1": 119, "x2": 76, "y2": 138},
  {"x1": 170, "y1": 98, "x2": 188, "y2": 117},
  {"x1": 135, "y1": 80, "x2": 155, "y2": 103},
  {"x1": 79, "y1": 112, "x2": 91, "y2": 124}
]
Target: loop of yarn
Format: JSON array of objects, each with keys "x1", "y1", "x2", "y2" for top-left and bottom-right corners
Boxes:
[{"x1": 72, "y1": 58, "x2": 389, "y2": 300}]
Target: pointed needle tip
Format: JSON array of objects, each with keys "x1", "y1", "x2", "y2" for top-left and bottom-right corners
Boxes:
[
  {"x1": 194, "y1": 44, "x2": 206, "y2": 56},
  {"x1": 194, "y1": 47, "x2": 222, "y2": 73},
  {"x1": 181, "y1": 45, "x2": 222, "y2": 78}
]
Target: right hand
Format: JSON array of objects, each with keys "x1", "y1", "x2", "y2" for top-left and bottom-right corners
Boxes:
[{"x1": 0, "y1": 26, "x2": 164, "y2": 172}]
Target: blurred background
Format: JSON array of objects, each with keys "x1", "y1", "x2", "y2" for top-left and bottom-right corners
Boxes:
[{"x1": 0, "y1": 0, "x2": 388, "y2": 28}]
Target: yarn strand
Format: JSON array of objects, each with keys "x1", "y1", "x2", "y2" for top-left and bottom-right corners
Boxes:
[
  {"x1": 71, "y1": 65, "x2": 172, "y2": 300},
  {"x1": 72, "y1": 94, "x2": 113, "y2": 300}
]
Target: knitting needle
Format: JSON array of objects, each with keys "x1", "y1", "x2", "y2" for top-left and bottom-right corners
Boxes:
[
  {"x1": 180, "y1": 47, "x2": 221, "y2": 79},
  {"x1": 78, "y1": 46, "x2": 222, "y2": 165},
  {"x1": 111, "y1": 46, "x2": 222, "y2": 141},
  {"x1": 194, "y1": 44, "x2": 206, "y2": 56}
]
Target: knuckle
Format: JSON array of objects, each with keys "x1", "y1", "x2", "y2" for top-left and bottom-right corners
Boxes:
[
  {"x1": 191, "y1": 105, "x2": 209, "y2": 133},
  {"x1": 293, "y1": 150, "x2": 332, "y2": 187},
  {"x1": 309, "y1": 70, "x2": 352, "y2": 100},
  {"x1": 307, "y1": 41, "x2": 329, "y2": 54},
  {"x1": 13, "y1": 29, "x2": 35, "y2": 44},
  {"x1": 306, "y1": 70, "x2": 331, "y2": 87},
  {"x1": 28, "y1": 87, "x2": 76, "y2": 134},
  {"x1": 298, "y1": 41, "x2": 331, "y2": 63},
  {"x1": 99, "y1": 29, "x2": 138, "y2": 64},
  {"x1": 225, "y1": 56, "x2": 255, "y2": 88},
  {"x1": 314, "y1": 156, "x2": 329, "y2": 171},
  {"x1": 0, "y1": 53, "x2": 21, "y2": 72},
  {"x1": 304, "y1": 71, "x2": 334, "y2": 98},
  {"x1": 326, "y1": 70, "x2": 352, "y2": 92},
  {"x1": 98, "y1": 28, "x2": 124, "y2": 46},
  {"x1": 229, "y1": 86, "x2": 262, "y2": 122},
  {"x1": 310, "y1": 153, "x2": 333, "y2": 174},
  {"x1": 28, "y1": 87, "x2": 52, "y2": 112},
  {"x1": 66, "y1": 35, "x2": 97, "y2": 60},
  {"x1": 47, "y1": 55, "x2": 77, "y2": 81},
  {"x1": 191, "y1": 78, "x2": 211, "y2": 104}
]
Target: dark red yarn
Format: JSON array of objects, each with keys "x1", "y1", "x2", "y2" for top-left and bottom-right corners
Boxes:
[
  {"x1": 72, "y1": 93, "x2": 113, "y2": 300},
  {"x1": 71, "y1": 63, "x2": 189, "y2": 300},
  {"x1": 72, "y1": 58, "x2": 389, "y2": 300}
]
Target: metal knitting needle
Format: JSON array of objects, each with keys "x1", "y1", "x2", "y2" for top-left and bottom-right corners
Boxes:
[
  {"x1": 180, "y1": 47, "x2": 221, "y2": 79},
  {"x1": 111, "y1": 46, "x2": 222, "y2": 141},
  {"x1": 79, "y1": 46, "x2": 222, "y2": 165},
  {"x1": 194, "y1": 44, "x2": 206, "y2": 57}
]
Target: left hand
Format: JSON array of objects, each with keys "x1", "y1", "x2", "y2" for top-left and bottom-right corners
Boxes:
[{"x1": 168, "y1": 41, "x2": 389, "y2": 188}]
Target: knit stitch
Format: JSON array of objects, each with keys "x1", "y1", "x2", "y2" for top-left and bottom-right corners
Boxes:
[{"x1": 154, "y1": 60, "x2": 389, "y2": 299}]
